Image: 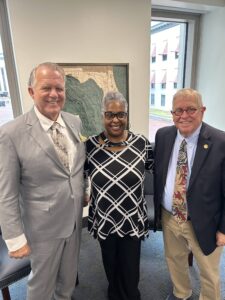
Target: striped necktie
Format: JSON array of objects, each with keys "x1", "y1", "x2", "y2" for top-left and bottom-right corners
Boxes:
[{"x1": 172, "y1": 139, "x2": 188, "y2": 223}]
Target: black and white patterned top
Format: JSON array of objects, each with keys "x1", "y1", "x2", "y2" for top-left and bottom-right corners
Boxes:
[{"x1": 85, "y1": 131, "x2": 154, "y2": 240}]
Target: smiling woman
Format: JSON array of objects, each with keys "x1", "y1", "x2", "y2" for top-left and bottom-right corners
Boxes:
[
  {"x1": 102, "y1": 95, "x2": 128, "y2": 144},
  {"x1": 84, "y1": 91, "x2": 154, "y2": 300}
]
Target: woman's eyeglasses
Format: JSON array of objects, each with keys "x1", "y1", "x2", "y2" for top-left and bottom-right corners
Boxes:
[{"x1": 104, "y1": 111, "x2": 128, "y2": 120}]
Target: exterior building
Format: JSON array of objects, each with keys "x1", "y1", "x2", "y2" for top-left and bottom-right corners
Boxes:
[
  {"x1": 150, "y1": 22, "x2": 186, "y2": 111},
  {"x1": 0, "y1": 41, "x2": 13, "y2": 125},
  {"x1": 0, "y1": 52, "x2": 9, "y2": 100}
]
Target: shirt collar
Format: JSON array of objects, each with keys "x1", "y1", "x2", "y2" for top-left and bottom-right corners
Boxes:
[
  {"x1": 177, "y1": 123, "x2": 202, "y2": 144},
  {"x1": 34, "y1": 106, "x2": 66, "y2": 132}
]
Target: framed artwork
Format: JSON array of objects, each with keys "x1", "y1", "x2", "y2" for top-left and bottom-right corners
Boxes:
[{"x1": 58, "y1": 63, "x2": 129, "y2": 138}]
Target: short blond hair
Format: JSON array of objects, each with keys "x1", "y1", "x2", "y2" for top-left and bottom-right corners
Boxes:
[
  {"x1": 28, "y1": 62, "x2": 65, "y2": 87},
  {"x1": 172, "y1": 88, "x2": 203, "y2": 109}
]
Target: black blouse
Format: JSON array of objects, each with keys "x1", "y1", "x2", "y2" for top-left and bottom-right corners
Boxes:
[{"x1": 85, "y1": 132, "x2": 154, "y2": 240}]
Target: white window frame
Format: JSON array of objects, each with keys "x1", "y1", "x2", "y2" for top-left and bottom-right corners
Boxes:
[
  {"x1": 0, "y1": 0, "x2": 22, "y2": 118},
  {"x1": 151, "y1": 9, "x2": 200, "y2": 89}
]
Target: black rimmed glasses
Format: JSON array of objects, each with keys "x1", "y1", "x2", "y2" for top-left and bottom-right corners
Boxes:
[
  {"x1": 104, "y1": 111, "x2": 128, "y2": 120},
  {"x1": 171, "y1": 107, "x2": 200, "y2": 117}
]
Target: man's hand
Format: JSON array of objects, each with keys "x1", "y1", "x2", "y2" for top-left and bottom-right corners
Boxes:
[
  {"x1": 83, "y1": 193, "x2": 90, "y2": 207},
  {"x1": 9, "y1": 243, "x2": 31, "y2": 259},
  {"x1": 216, "y1": 231, "x2": 225, "y2": 247}
]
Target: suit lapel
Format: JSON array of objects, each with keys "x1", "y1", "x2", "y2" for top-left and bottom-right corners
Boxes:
[
  {"x1": 188, "y1": 123, "x2": 212, "y2": 190},
  {"x1": 61, "y1": 112, "x2": 83, "y2": 172},
  {"x1": 61, "y1": 112, "x2": 81, "y2": 144},
  {"x1": 25, "y1": 109, "x2": 69, "y2": 171},
  {"x1": 162, "y1": 127, "x2": 177, "y2": 187}
]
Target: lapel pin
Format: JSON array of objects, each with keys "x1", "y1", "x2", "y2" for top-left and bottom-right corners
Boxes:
[
  {"x1": 79, "y1": 133, "x2": 87, "y2": 142},
  {"x1": 203, "y1": 144, "x2": 208, "y2": 149}
]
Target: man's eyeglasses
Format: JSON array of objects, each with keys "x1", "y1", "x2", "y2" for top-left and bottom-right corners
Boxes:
[
  {"x1": 171, "y1": 107, "x2": 200, "y2": 117},
  {"x1": 104, "y1": 111, "x2": 128, "y2": 120}
]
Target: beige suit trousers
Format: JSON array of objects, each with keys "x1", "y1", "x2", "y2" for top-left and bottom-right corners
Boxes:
[
  {"x1": 161, "y1": 208, "x2": 223, "y2": 300},
  {"x1": 27, "y1": 227, "x2": 80, "y2": 300}
]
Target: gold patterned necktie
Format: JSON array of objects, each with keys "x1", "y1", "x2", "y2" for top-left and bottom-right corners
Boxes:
[
  {"x1": 172, "y1": 139, "x2": 188, "y2": 223},
  {"x1": 49, "y1": 122, "x2": 70, "y2": 171}
]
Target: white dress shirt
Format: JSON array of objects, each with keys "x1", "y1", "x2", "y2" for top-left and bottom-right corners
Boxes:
[
  {"x1": 162, "y1": 124, "x2": 202, "y2": 213},
  {"x1": 34, "y1": 106, "x2": 77, "y2": 171}
]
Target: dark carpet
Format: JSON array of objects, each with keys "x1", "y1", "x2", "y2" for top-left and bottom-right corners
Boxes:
[{"x1": 1, "y1": 229, "x2": 225, "y2": 300}]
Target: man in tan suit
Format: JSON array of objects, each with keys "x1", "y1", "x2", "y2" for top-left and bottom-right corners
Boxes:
[{"x1": 0, "y1": 62, "x2": 85, "y2": 299}]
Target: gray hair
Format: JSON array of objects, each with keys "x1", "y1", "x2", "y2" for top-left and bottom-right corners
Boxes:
[
  {"x1": 101, "y1": 91, "x2": 128, "y2": 113},
  {"x1": 172, "y1": 88, "x2": 203, "y2": 109},
  {"x1": 28, "y1": 62, "x2": 65, "y2": 87}
]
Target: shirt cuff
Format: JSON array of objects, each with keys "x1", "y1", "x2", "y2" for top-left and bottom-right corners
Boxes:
[
  {"x1": 5, "y1": 234, "x2": 27, "y2": 252},
  {"x1": 84, "y1": 176, "x2": 91, "y2": 196}
]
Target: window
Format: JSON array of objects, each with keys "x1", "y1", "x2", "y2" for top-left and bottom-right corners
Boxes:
[
  {"x1": 0, "y1": 67, "x2": 7, "y2": 91},
  {"x1": 160, "y1": 70, "x2": 167, "y2": 89},
  {"x1": 161, "y1": 94, "x2": 166, "y2": 106},
  {"x1": 175, "y1": 39, "x2": 179, "y2": 59},
  {"x1": 0, "y1": 0, "x2": 21, "y2": 126},
  {"x1": 173, "y1": 69, "x2": 178, "y2": 89},
  {"x1": 149, "y1": 11, "x2": 200, "y2": 142},
  {"x1": 150, "y1": 71, "x2": 155, "y2": 89},
  {"x1": 162, "y1": 54, "x2": 167, "y2": 61},
  {"x1": 0, "y1": 36, "x2": 13, "y2": 125},
  {"x1": 151, "y1": 93, "x2": 155, "y2": 105},
  {"x1": 159, "y1": 40, "x2": 168, "y2": 61},
  {"x1": 151, "y1": 43, "x2": 156, "y2": 63}
]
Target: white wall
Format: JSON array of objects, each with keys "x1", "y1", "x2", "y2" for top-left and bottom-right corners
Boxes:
[
  {"x1": 6, "y1": 0, "x2": 151, "y2": 137},
  {"x1": 196, "y1": 7, "x2": 225, "y2": 130}
]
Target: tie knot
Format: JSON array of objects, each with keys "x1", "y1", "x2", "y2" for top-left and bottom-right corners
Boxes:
[
  {"x1": 50, "y1": 122, "x2": 61, "y2": 131},
  {"x1": 180, "y1": 139, "x2": 187, "y2": 150},
  {"x1": 178, "y1": 139, "x2": 188, "y2": 166}
]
